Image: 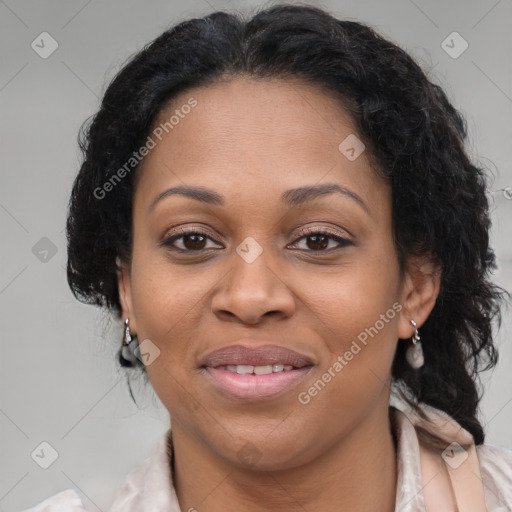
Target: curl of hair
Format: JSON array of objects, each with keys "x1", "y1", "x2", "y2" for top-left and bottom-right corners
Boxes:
[{"x1": 66, "y1": 3, "x2": 510, "y2": 443}]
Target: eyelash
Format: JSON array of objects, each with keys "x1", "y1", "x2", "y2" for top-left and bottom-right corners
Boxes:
[{"x1": 161, "y1": 227, "x2": 352, "y2": 253}]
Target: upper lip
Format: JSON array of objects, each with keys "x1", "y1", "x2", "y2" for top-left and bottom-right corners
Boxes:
[{"x1": 200, "y1": 344, "x2": 314, "y2": 368}]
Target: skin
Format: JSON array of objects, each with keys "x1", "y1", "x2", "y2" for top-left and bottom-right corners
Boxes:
[{"x1": 117, "y1": 76, "x2": 441, "y2": 512}]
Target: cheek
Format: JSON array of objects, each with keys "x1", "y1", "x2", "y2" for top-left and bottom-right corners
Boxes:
[
  {"x1": 297, "y1": 242, "x2": 400, "y2": 345},
  {"x1": 130, "y1": 245, "x2": 208, "y2": 340},
  {"x1": 128, "y1": 248, "x2": 222, "y2": 407},
  {"x1": 296, "y1": 243, "x2": 400, "y2": 392},
  {"x1": 296, "y1": 281, "x2": 400, "y2": 432}
]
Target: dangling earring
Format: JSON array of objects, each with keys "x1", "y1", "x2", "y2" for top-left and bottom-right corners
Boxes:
[
  {"x1": 406, "y1": 319, "x2": 424, "y2": 369},
  {"x1": 122, "y1": 318, "x2": 132, "y2": 346},
  {"x1": 121, "y1": 317, "x2": 137, "y2": 363}
]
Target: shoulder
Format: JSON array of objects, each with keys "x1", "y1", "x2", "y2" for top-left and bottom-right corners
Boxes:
[
  {"x1": 390, "y1": 398, "x2": 512, "y2": 507},
  {"x1": 20, "y1": 489, "x2": 87, "y2": 512},
  {"x1": 477, "y1": 440, "x2": 512, "y2": 472},
  {"x1": 476, "y1": 442, "x2": 512, "y2": 505}
]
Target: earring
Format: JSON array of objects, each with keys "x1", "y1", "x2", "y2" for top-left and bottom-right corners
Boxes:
[
  {"x1": 122, "y1": 318, "x2": 132, "y2": 346},
  {"x1": 406, "y1": 319, "x2": 424, "y2": 369},
  {"x1": 120, "y1": 318, "x2": 139, "y2": 366}
]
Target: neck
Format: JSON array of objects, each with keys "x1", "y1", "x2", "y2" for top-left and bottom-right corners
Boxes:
[{"x1": 170, "y1": 402, "x2": 397, "y2": 512}]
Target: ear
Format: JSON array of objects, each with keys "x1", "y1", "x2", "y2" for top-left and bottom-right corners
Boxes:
[
  {"x1": 116, "y1": 257, "x2": 137, "y2": 333},
  {"x1": 397, "y1": 253, "x2": 441, "y2": 339}
]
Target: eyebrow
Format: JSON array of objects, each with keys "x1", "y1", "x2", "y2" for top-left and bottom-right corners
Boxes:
[{"x1": 149, "y1": 183, "x2": 370, "y2": 215}]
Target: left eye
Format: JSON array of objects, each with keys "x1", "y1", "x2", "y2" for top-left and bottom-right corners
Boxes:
[{"x1": 289, "y1": 230, "x2": 351, "y2": 251}]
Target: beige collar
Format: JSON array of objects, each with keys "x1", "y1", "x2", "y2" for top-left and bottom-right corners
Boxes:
[{"x1": 392, "y1": 404, "x2": 487, "y2": 511}]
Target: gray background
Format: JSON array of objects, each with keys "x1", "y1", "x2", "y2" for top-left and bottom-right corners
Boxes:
[{"x1": 1, "y1": 0, "x2": 511, "y2": 510}]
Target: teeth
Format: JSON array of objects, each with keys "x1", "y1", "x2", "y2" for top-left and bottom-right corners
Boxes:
[
  {"x1": 218, "y1": 364, "x2": 296, "y2": 374},
  {"x1": 254, "y1": 365, "x2": 273, "y2": 375},
  {"x1": 236, "y1": 365, "x2": 254, "y2": 375}
]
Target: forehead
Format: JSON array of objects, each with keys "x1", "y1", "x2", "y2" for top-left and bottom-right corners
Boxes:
[
  {"x1": 134, "y1": 76, "x2": 388, "y2": 215},
  {"x1": 150, "y1": 76, "x2": 358, "y2": 161}
]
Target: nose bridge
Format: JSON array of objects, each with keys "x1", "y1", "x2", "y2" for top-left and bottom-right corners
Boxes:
[
  {"x1": 230, "y1": 235, "x2": 276, "y2": 299},
  {"x1": 211, "y1": 235, "x2": 295, "y2": 322}
]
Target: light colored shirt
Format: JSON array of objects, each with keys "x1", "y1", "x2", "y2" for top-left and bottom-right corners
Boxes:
[{"x1": 21, "y1": 402, "x2": 512, "y2": 511}]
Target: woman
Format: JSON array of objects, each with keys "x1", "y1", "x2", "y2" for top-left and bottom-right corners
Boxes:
[{"x1": 25, "y1": 3, "x2": 512, "y2": 511}]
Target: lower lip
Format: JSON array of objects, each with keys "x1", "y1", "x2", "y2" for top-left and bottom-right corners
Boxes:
[{"x1": 203, "y1": 367, "x2": 313, "y2": 401}]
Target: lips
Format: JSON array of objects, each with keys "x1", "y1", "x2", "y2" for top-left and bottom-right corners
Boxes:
[
  {"x1": 200, "y1": 344, "x2": 314, "y2": 369},
  {"x1": 200, "y1": 343, "x2": 315, "y2": 400}
]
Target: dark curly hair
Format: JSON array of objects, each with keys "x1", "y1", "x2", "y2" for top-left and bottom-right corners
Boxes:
[{"x1": 66, "y1": 2, "x2": 509, "y2": 444}]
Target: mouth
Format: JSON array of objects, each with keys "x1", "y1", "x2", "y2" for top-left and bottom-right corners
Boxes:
[{"x1": 200, "y1": 344, "x2": 314, "y2": 401}]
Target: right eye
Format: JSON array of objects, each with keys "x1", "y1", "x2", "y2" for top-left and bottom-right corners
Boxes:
[{"x1": 160, "y1": 228, "x2": 224, "y2": 253}]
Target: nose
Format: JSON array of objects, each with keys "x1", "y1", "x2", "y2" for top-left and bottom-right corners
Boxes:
[{"x1": 211, "y1": 246, "x2": 296, "y2": 325}]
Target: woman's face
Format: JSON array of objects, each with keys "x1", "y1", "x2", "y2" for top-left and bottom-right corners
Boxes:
[{"x1": 118, "y1": 76, "x2": 436, "y2": 470}]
